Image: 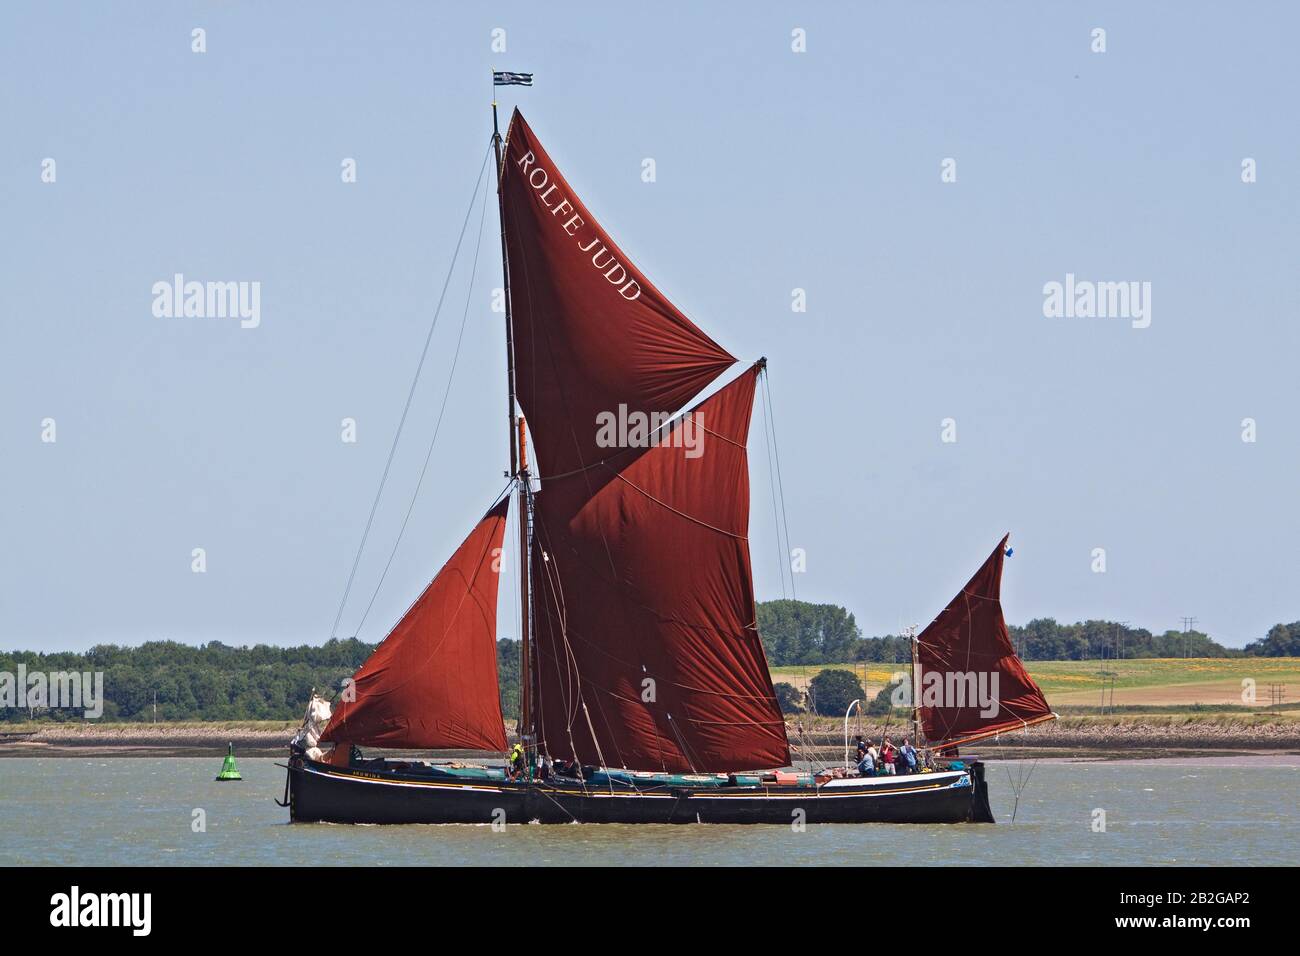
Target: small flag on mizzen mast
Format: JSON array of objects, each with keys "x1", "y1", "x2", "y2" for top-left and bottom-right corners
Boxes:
[{"x1": 493, "y1": 71, "x2": 533, "y2": 86}]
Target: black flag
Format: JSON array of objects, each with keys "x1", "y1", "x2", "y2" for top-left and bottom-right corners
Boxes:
[{"x1": 493, "y1": 71, "x2": 533, "y2": 87}]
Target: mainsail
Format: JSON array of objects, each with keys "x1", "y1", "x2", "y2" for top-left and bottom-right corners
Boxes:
[
  {"x1": 915, "y1": 535, "x2": 1055, "y2": 749},
  {"x1": 321, "y1": 500, "x2": 510, "y2": 752},
  {"x1": 532, "y1": 368, "x2": 790, "y2": 773},
  {"x1": 500, "y1": 110, "x2": 788, "y2": 773}
]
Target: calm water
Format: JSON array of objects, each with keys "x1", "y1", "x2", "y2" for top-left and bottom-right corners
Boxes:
[{"x1": 2, "y1": 757, "x2": 1296, "y2": 866}]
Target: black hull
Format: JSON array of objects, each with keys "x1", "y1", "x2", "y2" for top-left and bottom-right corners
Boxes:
[{"x1": 286, "y1": 758, "x2": 996, "y2": 825}]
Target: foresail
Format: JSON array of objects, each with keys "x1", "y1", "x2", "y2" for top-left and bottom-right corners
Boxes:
[
  {"x1": 915, "y1": 535, "x2": 1055, "y2": 748},
  {"x1": 499, "y1": 109, "x2": 737, "y2": 480},
  {"x1": 321, "y1": 500, "x2": 510, "y2": 752},
  {"x1": 531, "y1": 367, "x2": 791, "y2": 773}
]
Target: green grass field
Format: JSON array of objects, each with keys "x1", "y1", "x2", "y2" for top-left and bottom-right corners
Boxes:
[{"x1": 771, "y1": 658, "x2": 1300, "y2": 710}]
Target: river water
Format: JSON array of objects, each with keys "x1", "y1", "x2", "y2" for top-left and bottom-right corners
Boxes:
[{"x1": 2, "y1": 756, "x2": 1296, "y2": 866}]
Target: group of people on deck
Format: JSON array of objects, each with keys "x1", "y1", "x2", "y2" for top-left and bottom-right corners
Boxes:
[
  {"x1": 854, "y1": 735, "x2": 928, "y2": 776},
  {"x1": 508, "y1": 737, "x2": 939, "y2": 782},
  {"x1": 507, "y1": 742, "x2": 584, "y2": 782}
]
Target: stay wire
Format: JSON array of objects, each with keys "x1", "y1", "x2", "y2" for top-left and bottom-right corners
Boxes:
[
  {"x1": 329, "y1": 142, "x2": 493, "y2": 638},
  {"x1": 352, "y1": 174, "x2": 493, "y2": 639}
]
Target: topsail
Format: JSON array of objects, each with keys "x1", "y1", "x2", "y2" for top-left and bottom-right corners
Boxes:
[{"x1": 499, "y1": 109, "x2": 737, "y2": 480}]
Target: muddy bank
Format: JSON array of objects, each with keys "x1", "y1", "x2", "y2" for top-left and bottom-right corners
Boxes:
[
  {"x1": 794, "y1": 715, "x2": 1300, "y2": 760},
  {"x1": 0, "y1": 723, "x2": 487, "y2": 759},
  {"x1": 998, "y1": 720, "x2": 1300, "y2": 752},
  {"x1": 4, "y1": 716, "x2": 1298, "y2": 759},
  {"x1": 0, "y1": 724, "x2": 296, "y2": 758}
]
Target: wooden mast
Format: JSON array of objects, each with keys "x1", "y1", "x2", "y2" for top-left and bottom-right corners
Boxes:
[
  {"x1": 492, "y1": 86, "x2": 533, "y2": 766},
  {"x1": 908, "y1": 624, "x2": 922, "y2": 751}
]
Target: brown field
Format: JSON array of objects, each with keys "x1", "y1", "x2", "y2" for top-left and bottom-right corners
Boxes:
[{"x1": 770, "y1": 658, "x2": 1300, "y2": 710}]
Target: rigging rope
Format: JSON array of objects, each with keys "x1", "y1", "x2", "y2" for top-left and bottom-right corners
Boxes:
[
  {"x1": 761, "y1": 369, "x2": 797, "y2": 602},
  {"x1": 351, "y1": 171, "x2": 493, "y2": 639},
  {"x1": 329, "y1": 142, "x2": 494, "y2": 639},
  {"x1": 666, "y1": 714, "x2": 699, "y2": 774},
  {"x1": 759, "y1": 367, "x2": 788, "y2": 600},
  {"x1": 532, "y1": 510, "x2": 623, "y2": 775},
  {"x1": 999, "y1": 732, "x2": 1040, "y2": 825}
]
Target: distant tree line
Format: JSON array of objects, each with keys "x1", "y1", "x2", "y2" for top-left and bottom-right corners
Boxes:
[
  {"x1": 1242, "y1": 622, "x2": 1300, "y2": 657},
  {"x1": 0, "y1": 639, "x2": 372, "y2": 724},
  {"x1": 2, "y1": 605, "x2": 1296, "y2": 723},
  {"x1": 757, "y1": 599, "x2": 1297, "y2": 665},
  {"x1": 0, "y1": 638, "x2": 523, "y2": 725}
]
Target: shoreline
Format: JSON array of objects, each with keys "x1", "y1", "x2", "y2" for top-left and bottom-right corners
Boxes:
[{"x1": 4, "y1": 717, "x2": 1299, "y2": 760}]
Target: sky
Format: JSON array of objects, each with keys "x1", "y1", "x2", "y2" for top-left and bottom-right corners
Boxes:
[{"x1": 2, "y1": 3, "x2": 1297, "y2": 653}]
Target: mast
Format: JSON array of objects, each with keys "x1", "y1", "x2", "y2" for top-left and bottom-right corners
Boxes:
[
  {"x1": 492, "y1": 88, "x2": 533, "y2": 756},
  {"x1": 492, "y1": 92, "x2": 518, "y2": 478},
  {"x1": 907, "y1": 623, "x2": 921, "y2": 748},
  {"x1": 517, "y1": 419, "x2": 534, "y2": 765}
]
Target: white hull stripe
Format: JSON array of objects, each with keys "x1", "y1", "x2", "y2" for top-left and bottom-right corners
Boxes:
[{"x1": 302, "y1": 765, "x2": 971, "y2": 800}]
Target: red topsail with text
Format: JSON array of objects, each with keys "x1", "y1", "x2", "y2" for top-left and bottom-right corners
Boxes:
[{"x1": 499, "y1": 109, "x2": 737, "y2": 480}]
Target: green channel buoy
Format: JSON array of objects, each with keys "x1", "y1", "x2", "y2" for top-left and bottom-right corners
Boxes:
[{"x1": 215, "y1": 742, "x2": 242, "y2": 782}]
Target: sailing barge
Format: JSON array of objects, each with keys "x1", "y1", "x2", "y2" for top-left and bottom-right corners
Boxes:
[{"x1": 284, "y1": 93, "x2": 1055, "y2": 826}]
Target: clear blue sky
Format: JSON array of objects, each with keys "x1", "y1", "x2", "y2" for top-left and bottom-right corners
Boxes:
[{"x1": 3, "y1": 3, "x2": 1296, "y2": 652}]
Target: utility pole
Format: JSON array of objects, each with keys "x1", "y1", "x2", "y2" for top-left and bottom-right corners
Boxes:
[
  {"x1": 1180, "y1": 617, "x2": 1198, "y2": 658},
  {"x1": 1095, "y1": 671, "x2": 1118, "y2": 714}
]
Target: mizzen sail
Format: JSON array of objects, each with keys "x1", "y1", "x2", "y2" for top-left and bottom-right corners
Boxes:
[
  {"x1": 321, "y1": 500, "x2": 510, "y2": 752},
  {"x1": 915, "y1": 535, "x2": 1055, "y2": 749}
]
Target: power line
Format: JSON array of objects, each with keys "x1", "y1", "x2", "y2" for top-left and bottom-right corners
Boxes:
[{"x1": 1113, "y1": 620, "x2": 1129, "y2": 661}]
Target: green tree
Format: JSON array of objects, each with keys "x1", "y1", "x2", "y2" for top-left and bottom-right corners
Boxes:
[
  {"x1": 864, "y1": 680, "x2": 901, "y2": 717},
  {"x1": 1244, "y1": 622, "x2": 1300, "y2": 657},
  {"x1": 772, "y1": 682, "x2": 804, "y2": 714},
  {"x1": 496, "y1": 639, "x2": 520, "y2": 719},
  {"x1": 757, "y1": 600, "x2": 862, "y2": 665},
  {"x1": 807, "y1": 669, "x2": 863, "y2": 716}
]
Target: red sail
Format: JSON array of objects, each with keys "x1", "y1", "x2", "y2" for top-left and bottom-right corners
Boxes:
[
  {"x1": 916, "y1": 535, "x2": 1054, "y2": 748},
  {"x1": 321, "y1": 500, "x2": 509, "y2": 752},
  {"x1": 499, "y1": 109, "x2": 737, "y2": 479},
  {"x1": 531, "y1": 367, "x2": 790, "y2": 773}
]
